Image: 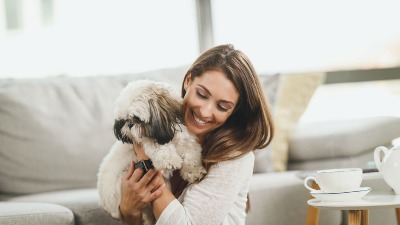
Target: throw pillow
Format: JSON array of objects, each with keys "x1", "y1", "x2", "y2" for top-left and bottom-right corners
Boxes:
[{"x1": 254, "y1": 72, "x2": 326, "y2": 172}]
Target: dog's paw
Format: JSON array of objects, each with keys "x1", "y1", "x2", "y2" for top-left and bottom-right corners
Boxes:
[
  {"x1": 152, "y1": 152, "x2": 183, "y2": 170},
  {"x1": 180, "y1": 165, "x2": 207, "y2": 183}
]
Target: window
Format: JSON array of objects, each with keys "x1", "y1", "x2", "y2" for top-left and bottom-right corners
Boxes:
[
  {"x1": 212, "y1": 0, "x2": 400, "y2": 74},
  {"x1": 0, "y1": 0, "x2": 198, "y2": 78}
]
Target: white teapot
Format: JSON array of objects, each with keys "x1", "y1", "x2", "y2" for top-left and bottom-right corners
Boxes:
[{"x1": 374, "y1": 144, "x2": 400, "y2": 194}]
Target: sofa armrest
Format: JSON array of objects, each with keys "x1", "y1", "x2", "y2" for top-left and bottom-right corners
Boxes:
[
  {"x1": 288, "y1": 116, "x2": 400, "y2": 162},
  {"x1": 0, "y1": 202, "x2": 74, "y2": 225}
]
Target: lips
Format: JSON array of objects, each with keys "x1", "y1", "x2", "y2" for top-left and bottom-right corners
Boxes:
[{"x1": 191, "y1": 111, "x2": 207, "y2": 125}]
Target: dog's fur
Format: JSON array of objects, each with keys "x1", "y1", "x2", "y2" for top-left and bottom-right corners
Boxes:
[{"x1": 97, "y1": 80, "x2": 206, "y2": 224}]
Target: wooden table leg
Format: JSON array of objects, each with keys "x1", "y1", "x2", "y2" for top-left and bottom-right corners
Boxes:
[
  {"x1": 348, "y1": 210, "x2": 361, "y2": 225},
  {"x1": 348, "y1": 210, "x2": 369, "y2": 225},
  {"x1": 396, "y1": 208, "x2": 400, "y2": 225},
  {"x1": 306, "y1": 182, "x2": 320, "y2": 225},
  {"x1": 361, "y1": 210, "x2": 368, "y2": 225},
  {"x1": 306, "y1": 205, "x2": 319, "y2": 225}
]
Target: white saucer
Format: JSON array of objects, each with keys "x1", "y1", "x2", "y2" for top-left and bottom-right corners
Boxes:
[{"x1": 310, "y1": 187, "x2": 371, "y2": 202}]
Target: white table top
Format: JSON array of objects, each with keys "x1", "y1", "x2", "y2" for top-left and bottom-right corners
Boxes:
[{"x1": 308, "y1": 191, "x2": 400, "y2": 210}]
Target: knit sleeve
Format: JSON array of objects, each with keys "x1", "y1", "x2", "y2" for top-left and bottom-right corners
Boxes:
[{"x1": 156, "y1": 152, "x2": 254, "y2": 225}]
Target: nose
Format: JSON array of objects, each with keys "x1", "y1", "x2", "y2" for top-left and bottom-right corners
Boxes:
[{"x1": 199, "y1": 102, "x2": 213, "y2": 118}]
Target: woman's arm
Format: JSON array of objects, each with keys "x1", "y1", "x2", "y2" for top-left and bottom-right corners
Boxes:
[
  {"x1": 155, "y1": 152, "x2": 255, "y2": 225},
  {"x1": 119, "y1": 159, "x2": 166, "y2": 225},
  {"x1": 122, "y1": 143, "x2": 254, "y2": 225},
  {"x1": 130, "y1": 142, "x2": 177, "y2": 219},
  {"x1": 152, "y1": 184, "x2": 176, "y2": 219}
]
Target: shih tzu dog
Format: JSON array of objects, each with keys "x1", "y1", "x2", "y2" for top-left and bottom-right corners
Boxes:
[{"x1": 97, "y1": 80, "x2": 206, "y2": 224}]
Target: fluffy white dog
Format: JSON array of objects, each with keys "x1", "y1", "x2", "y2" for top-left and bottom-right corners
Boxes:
[{"x1": 97, "y1": 80, "x2": 206, "y2": 224}]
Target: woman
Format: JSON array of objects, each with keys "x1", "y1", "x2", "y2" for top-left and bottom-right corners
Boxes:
[{"x1": 119, "y1": 44, "x2": 274, "y2": 225}]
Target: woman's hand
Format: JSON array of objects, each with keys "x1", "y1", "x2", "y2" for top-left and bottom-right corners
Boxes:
[{"x1": 119, "y1": 161, "x2": 166, "y2": 224}]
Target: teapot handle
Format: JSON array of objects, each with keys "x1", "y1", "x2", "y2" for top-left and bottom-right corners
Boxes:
[{"x1": 374, "y1": 146, "x2": 389, "y2": 171}]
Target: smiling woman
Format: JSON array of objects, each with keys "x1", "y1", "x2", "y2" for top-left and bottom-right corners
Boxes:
[
  {"x1": 118, "y1": 44, "x2": 275, "y2": 225},
  {"x1": 182, "y1": 70, "x2": 239, "y2": 142}
]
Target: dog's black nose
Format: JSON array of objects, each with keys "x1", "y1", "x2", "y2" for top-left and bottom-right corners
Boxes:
[{"x1": 114, "y1": 119, "x2": 132, "y2": 144}]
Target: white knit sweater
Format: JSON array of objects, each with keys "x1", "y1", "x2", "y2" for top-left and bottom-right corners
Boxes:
[{"x1": 156, "y1": 152, "x2": 254, "y2": 225}]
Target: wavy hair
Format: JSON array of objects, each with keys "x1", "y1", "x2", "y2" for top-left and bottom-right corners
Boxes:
[{"x1": 181, "y1": 44, "x2": 274, "y2": 169}]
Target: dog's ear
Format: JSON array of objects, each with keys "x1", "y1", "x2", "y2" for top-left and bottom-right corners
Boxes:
[
  {"x1": 113, "y1": 119, "x2": 133, "y2": 144},
  {"x1": 148, "y1": 95, "x2": 183, "y2": 145}
]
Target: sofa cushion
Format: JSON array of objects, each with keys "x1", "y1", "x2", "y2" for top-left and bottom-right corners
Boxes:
[
  {"x1": 288, "y1": 116, "x2": 400, "y2": 162},
  {"x1": 288, "y1": 147, "x2": 376, "y2": 170},
  {"x1": 254, "y1": 72, "x2": 325, "y2": 172},
  {"x1": 253, "y1": 74, "x2": 281, "y2": 173},
  {"x1": 0, "y1": 202, "x2": 74, "y2": 225},
  {"x1": 0, "y1": 66, "x2": 188, "y2": 194},
  {"x1": 1, "y1": 188, "x2": 121, "y2": 225},
  {"x1": 246, "y1": 171, "x2": 341, "y2": 225}
]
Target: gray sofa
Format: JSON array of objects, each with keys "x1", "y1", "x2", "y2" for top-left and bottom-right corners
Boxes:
[{"x1": 1, "y1": 66, "x2": 399, "y2": 225}]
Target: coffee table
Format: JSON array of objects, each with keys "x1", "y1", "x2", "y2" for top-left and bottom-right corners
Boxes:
[{"x1": 307, "y1": 191, "x2": 400, "y2": 225}]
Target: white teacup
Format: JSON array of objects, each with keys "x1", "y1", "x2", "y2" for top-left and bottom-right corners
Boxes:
[{"x1": 304, "y1": 168, "x2": 363, "y2": 193}]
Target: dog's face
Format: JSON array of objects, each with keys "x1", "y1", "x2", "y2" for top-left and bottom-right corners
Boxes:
[{"x1": 113, "y1": 80, "x2": 184, "y2": 145}]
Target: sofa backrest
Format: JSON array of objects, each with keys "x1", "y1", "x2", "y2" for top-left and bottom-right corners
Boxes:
[
  {"x1": 0, "y1": 66, "x2": 188, "y2": 194},
  {"x1": 0, "y1": 65, "x2": 325, "y2": 194}
]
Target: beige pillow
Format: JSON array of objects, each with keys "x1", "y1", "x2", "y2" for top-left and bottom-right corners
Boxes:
[
  {"x1": 272, "y1": 73, "x2": 326, "y2": 171},
  {"x1": 254, "y1": 72, "x2": 325, "y2": 172}
]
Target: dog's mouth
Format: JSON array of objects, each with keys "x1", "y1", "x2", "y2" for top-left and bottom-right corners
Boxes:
[
  {"x1": 114, "y1": 116, "x2": 145, "y2": 144},
  {"x1": 114, "y1": 119, "x2": 133, "y2": 144}
]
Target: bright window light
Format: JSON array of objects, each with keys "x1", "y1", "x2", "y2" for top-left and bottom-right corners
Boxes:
[
  {"x1": 212, "y1": 0, "x2": 400, "y2": 74},
  {"x1": 0, "y1": 0, "x2": 198, "y2": 78}
]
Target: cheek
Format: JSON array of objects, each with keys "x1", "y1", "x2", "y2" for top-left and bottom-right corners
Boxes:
[
  {"x1": 182, "y1": 90, "x2": 197, "y2": 108},
  {"x1": 182, "y1": 94, "x2": 189, "y2": 111}
]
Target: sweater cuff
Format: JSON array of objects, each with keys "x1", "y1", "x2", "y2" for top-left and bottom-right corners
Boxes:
[{"x1": 156, "y1": 199, "x2": 181, "y2": 225}]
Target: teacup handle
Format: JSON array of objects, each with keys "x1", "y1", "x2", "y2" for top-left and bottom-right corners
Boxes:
[
  {"x1": 374, "y1": 146, "x2": 388, "y2": 171},
  {"x1": 304, "y1": 176, "x2": 319, "y2": 192}
]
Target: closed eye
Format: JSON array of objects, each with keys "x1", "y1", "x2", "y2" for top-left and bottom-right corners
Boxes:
[
  {"x1": 218, "y1": 105, "x2": 229, "y2": 112},
  {"x1": 196, "y1": 91, "x2": 207, "y2": 99}
]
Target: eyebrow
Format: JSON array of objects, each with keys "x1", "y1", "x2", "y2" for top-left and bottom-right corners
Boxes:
[{"x1": 197, "y1": 84, "x2": 235, "y2": 106}]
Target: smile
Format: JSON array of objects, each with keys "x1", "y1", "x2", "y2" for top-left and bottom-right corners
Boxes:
[{"x1": 192, "y1": 111, "x2": 207, "y2": 125}]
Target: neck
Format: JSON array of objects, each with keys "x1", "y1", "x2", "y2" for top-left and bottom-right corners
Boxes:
[{"x1": 196, "y1": 134, "x2": 204, "y2": 144}]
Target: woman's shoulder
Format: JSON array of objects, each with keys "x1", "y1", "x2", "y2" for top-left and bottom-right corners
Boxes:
[
  {"x1": 227, "y1": 151, "x2": 255, "y2": 163},
  {"x1": 212, "y1": 151, "x2": 254, "y2": 172}
]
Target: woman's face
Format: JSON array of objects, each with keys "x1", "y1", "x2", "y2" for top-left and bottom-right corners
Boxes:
[{"x1": 183, "y1": 70, "x2": 239, "y2": 142}]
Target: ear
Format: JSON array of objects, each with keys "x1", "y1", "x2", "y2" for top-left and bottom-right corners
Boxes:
[
  {"x1": 183, "y1": 73, "x2": 192, "y2": 91},
  {"x1": 148, "y1": 99, "x2": 175, "y2": 145}
]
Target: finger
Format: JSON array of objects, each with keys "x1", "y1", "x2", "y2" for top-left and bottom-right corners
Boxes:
[
  {"x1": 123, "y1": 161, "x2": 135, "y2": 181},
  {"x1": 129, "y1": 167, "x2": 144, "y2": 183},
  {"x1": 148, "y1": 183, "x2": 166, "y2": 202},
  {"x1": 147, "y1": 171, "x2": 165, "y2": 192},
  {"x1": 137, "y1": 169, "x2": 158, "y2": 187}
]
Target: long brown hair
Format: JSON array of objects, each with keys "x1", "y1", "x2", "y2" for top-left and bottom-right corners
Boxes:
[
  {"x1": 182, "y1": 44, "x2": 274, "y2": 168},
  {"x1": 171, "y1": 44, "x2": 274, "y2": 211}
]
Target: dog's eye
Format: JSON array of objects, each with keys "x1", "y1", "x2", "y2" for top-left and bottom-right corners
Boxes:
[
  {"x1": 132, "y1": 116, "x2": 142, "y2": 123},
  {"x1": 127, "y1": 116, "x2": 142, "y2": 129}
]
